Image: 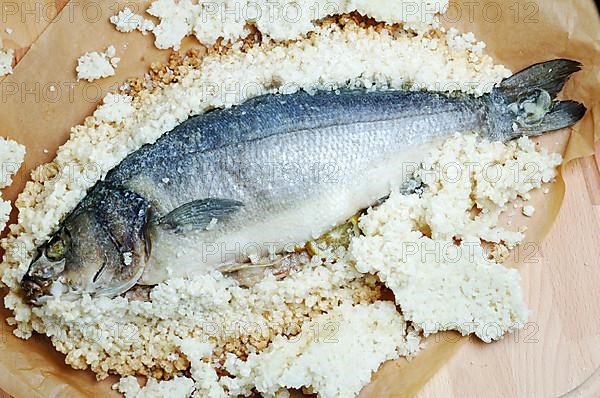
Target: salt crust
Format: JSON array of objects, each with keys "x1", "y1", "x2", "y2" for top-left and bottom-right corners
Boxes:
[
  {"x1": 115, "y1": 302, "x2": 421, "y2": 398},
  {"x1": 351, "y1": 134, "x2": 561, "y2": 342},
  {"x1": 113, "y1": 0, "x2": 449, "y2": 49}
]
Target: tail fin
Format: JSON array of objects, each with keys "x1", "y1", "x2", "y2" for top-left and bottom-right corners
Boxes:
[
  {"x1": 522, "y1": 100, "x2": 587, "y2": 134},
  {"x1": 492, "y1": 59, "x2": 586, "y2": 138}
]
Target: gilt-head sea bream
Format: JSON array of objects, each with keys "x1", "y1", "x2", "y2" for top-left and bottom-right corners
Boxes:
[{"x1": 21, "y1": 59, "x2": 586, "y2": 303}]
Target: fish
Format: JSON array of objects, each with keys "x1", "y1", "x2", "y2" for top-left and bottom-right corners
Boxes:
[{"x1": 21, "y1": 59, "x2": 586, "y2": 304}]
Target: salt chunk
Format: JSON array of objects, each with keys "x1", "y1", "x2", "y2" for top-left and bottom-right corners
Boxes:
[
  {"x1": 0, "y1": 48, "x2": 14, "y2": 77},
  {"x1": 110, "y1": 7, "x2": 155, "y2": 35},
  {"x1": 76, "y1": 46, "x2": 119, "y2": 82},
  {"x1": 522, "y1": 205, "x2": 535, "y2": 217},
  {"x1": 206, "y1": 217, "x2": 218, "y2": 231},
  {"x1": 123, "y1": 252, "x2": 133, "y2": 266}
]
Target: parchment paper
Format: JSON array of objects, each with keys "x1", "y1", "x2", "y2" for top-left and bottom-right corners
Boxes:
[{"x1": 0, "y1": 0, "x2": 598, "y2": 397}]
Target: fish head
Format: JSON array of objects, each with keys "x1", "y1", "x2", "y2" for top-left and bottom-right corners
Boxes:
[{"x1": 21, "y1": 186, "x2": 151, "y2": 304}]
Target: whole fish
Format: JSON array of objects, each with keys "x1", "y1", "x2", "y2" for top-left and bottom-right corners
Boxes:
[{"x1": 22, "y1": 59, "x2": 586, "y2": 303}]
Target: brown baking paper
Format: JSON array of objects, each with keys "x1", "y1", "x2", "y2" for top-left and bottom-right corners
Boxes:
[{"x1": 0, "y1": 0, "x2": 598, "y2": 397}]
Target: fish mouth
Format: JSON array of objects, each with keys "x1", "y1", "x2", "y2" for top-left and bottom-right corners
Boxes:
[
  {"x1": 21, "y1": 275, "x2": 69, "y2": 305},
  {"x1": 21, "y1": 275, "x2": 53, "y2": 305}
]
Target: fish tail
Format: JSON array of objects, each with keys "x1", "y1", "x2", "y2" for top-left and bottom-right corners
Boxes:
[{"x1": 491, "y1": 59, "x2": 586, "y2": 139}]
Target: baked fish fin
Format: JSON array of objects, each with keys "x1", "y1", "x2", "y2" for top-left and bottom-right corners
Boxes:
[
  {"x1": 490, "y1": 59, "x2": 586, "y2": 139},
  {"x1": 517, "y1": 100, "x2": 586, "y2": 135},
  {"x1": 154, "y1": 198, "x2": 244, "y2": 232},
  {"x1": 497, "y1": 59, "x2": 582, "y2": 102}
]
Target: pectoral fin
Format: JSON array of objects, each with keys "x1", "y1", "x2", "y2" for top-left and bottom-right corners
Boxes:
[{"x1": 154, "y1": 198, "x2": 243, "y2": 232}]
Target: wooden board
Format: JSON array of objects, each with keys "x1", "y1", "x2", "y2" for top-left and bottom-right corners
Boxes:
[{"x1": 1, "y1": 1, "x2": 599, "y2": 397}]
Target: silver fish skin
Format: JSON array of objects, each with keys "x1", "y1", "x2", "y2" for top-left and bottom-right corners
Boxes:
[{"x1": 21, "y1": 59, "x2": 586, "y2": 303}]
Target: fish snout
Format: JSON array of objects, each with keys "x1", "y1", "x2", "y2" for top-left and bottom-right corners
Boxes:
[
  {"x1": 21, "y1": 249, "x2": 67, "y2": 304},
  {"x1": 21, "y1": 275, "x2": 53, "y2": 304}
]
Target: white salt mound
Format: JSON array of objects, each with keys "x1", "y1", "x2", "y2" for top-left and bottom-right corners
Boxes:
[
  {"x1": 117, "y1": 302, "x2": 421, "y2": 398},
  {"x1": 122, "y1": 0, "x2": 450, "y2": 49},
  {"x1": 0, "y1": 137, "x2": 25, "y2": 230},
  {"x1": 351, "y1": 134, "x2": 561, "y2": 342}
]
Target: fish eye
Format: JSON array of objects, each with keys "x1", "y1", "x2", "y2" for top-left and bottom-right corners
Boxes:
[{"x1": 45, "y1": 229, "x2": 71, "y2": 261}]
